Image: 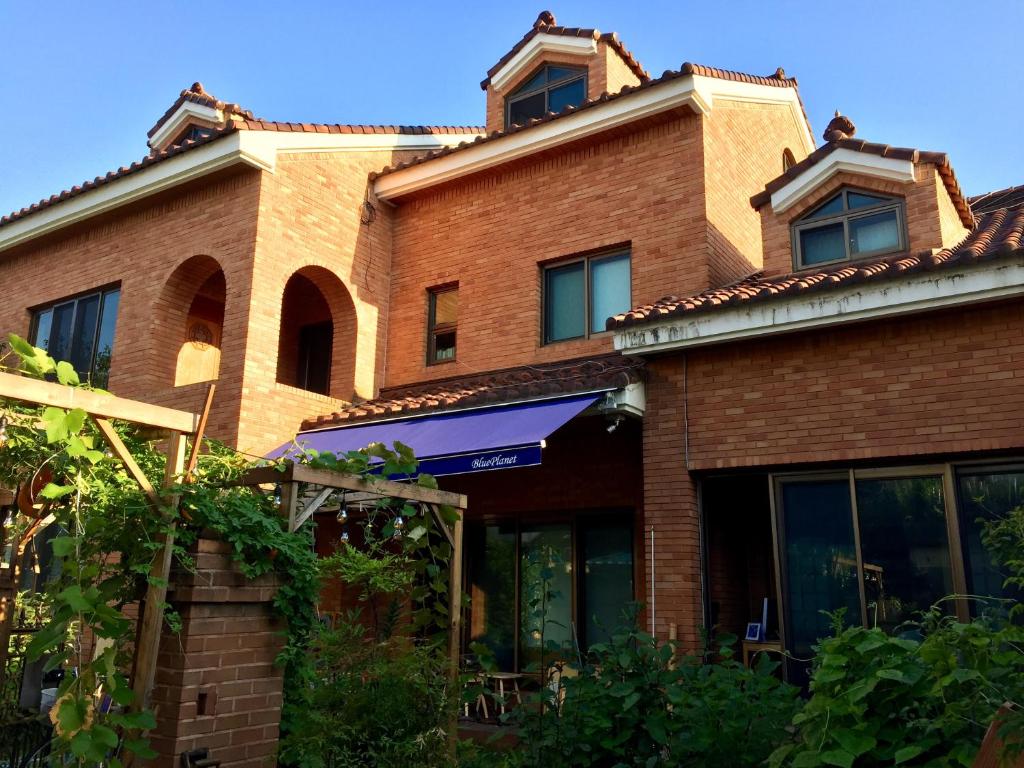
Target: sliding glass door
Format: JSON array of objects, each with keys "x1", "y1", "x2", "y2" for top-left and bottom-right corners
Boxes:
[
  {"x1": 465, "y1": 514, "x2": 634, "y2": 672},
  {"x1": 775, "y1": 469, "x2": 958, "y2": 663}
]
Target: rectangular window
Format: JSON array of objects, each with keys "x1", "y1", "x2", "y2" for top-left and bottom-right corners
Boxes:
[
  {"x1": 296, "y1": 321, "x2": 332, "y2": 395},
  {"x1": 31, "y1": 287, "x2": 120, "y2": 388},
  {"x1": 543, "y1": 251, "x2": 631, "y2": 344},
  {"x1": 427, "y1": 286, "x2": 458, "y2": 364}
]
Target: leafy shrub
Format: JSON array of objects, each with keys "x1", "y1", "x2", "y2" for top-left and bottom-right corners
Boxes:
[
  {"x1": 510, "y1": 615, "x2": 800, "y2": 767},
  {"x1": 769, "y1": 609, "x2": 1024, "y2": 768}
]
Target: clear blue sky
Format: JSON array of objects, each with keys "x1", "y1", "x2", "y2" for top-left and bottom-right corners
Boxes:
[{"x1": 1, "y1": 1, "x2": 1020, "y2": 218}]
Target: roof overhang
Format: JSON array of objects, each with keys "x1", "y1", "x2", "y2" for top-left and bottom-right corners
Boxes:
[
  {"x1": 489, "y1": 33, "x2": 598, "y2": 91},
  {"x1": 148, "y1": 101, "x2": 224, "y2": 149},
  {"x1": 0, "y1": 130, "x2": 481, "y2": 255},
  {"x1": 374, "y1": 74, "x2": 814, "y2": 200},
  {"x1": 613, "y1": 256, "x2": 1024, "y2": 354},
  {"x1": 768, "y1": 148, "x2": 916, "y2": 214}
]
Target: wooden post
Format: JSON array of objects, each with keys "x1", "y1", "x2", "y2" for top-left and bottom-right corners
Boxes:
[
  {"x1": 130, "y1": 431, "x2": 187, "y2": 710},
  {"x1": 447, "y1": 507, "x2": 464, "y2": 753},
  {"x1": 279, "y1": 481, "x2": 299, "y2": 532}
]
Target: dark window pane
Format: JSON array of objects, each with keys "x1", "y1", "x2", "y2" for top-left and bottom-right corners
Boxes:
[
  {"x1": 297, "y1": 321, "x2": 332, "y2": 395},
  {"x1": 780, "y1": 479, "x2": 860, "y2": 656},
  {"x1": 546, "y1": 66, "x2": 580, "y2": 84},
  {"x1": 847, "y1": 191, "x2": 890, "y2": 210},
  {"x1": 508, "y1": 92, "x2": 546, "y2": 125},
  {"x1": 520, "y1": 524, "x2": 573, "y2": 670},
  {"x1": 467, "y1": 523, "x2": 517, "y2": 671},
  {"x1": 516, "y1": 69, "x2": 548, "y2": 94},
  {"x1": 69, "y1": 294, "x2": 100, "y2": 378},
  {"x1": 957, "y1": 470, "x2": 1024, "y2": 616},
  {"x1": 433, "y1": 330, "x2": 456, "y2": 361},
  {"x1": 544, "y1": 262, "x2": 585, "y2": 342},
  {"x1": 850, "y1": 209, "x2": 900, "y2": 254},
  {"x1": 32, "y1": 309, "x2": 53, "y2": 350},
  {"x1": 802, "y1": 193, "x2": 844, "y2": 220},
  {"x1": 589, "y1": 253, "x2": 630, "y2": 333},
  {"x1": 92, "y1": 290, "x2": 119, "y2": 388},
  {"x1": 47, "y1": 303, "x2": 75, "y2": 365},
  {"x1": 855, "y1": 476, "x2": 952, "y2": 633},
  {"x1": 548, "y1": 78, "x2": 586, "y2": 113},
  {"x1": 579, "y1": 517, "x2": 633, "y2": 649},
  {"x1": 799, "y1": 222, "x2": 846, "y2": 265}
]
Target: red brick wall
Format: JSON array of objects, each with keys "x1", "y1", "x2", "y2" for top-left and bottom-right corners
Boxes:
[
  {"x1": 150, "y1": 539, "x2": 284, "y2": 768},
  {"x1": 385, "y1": 113, "x2": 708, "y2": 388},
  {"x1": 659, "y1": 300, "x2": 1024, "y2": 470},
  {"x1": 0, "y1": 168, "x2": 262, "y2": 446}
]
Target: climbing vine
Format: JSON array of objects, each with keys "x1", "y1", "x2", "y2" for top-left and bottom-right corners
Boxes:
[{"x1": 0, "y1": 334, "x2": 458, "y2": 766}]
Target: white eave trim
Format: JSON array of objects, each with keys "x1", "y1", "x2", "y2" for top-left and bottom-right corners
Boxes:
[
  {"x1": 148, "y1": 101, "x2": 224, "y2": 149},
  {"x1": 374, "y1": 75, "x2": 813, "y2": 200},
  {"x1": 0, "y1": 130, "x2": 481, "y2": 254},
  {"x1": 613, "y1": 257, "x2": 1024, "y2": 354},
  {"x1": 769, "y1": 148, "x2": 916, "y2": 213},
  {"x1": 489, "y1": 34, "x2": 599, "y2": 91}
]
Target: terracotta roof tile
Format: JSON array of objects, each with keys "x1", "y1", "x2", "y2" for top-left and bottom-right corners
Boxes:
[
  {"x1": 480, "y1": 11, "x2": 650, "y2": 89},
  {"x1": 1, "y1": 119, "x2": 483, "y2": 230},
  {"x1": 750, "y1": 136, "x2": 974, "y2": 229},
  {"x1": 969, "y1": 183, "x2": 1024, "y2": 215},
  {"x1": 300, "y1": 353, "x2": 644, "y2": 430},
  {"x1": 371, "y1": 62, "x2": 806, "y2": 182},
  {"x1": 608, "y1": 205, "x2": 1024, "y2": 330}
]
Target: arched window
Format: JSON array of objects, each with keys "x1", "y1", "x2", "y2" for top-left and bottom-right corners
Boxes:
[
  {"x1": 506, "y1": 65, "x2": 587, "y2": 128},
  {"x1": 791, "y1": 188, "x2": 905, "y2": 269},
  {"x1": 175, "y1": 270, "x2": 225, "y2": 386},
  {"x1": 782, "y1": 148, "x2": 796, "y2": 172},
  {"x1": 277, "y1": 267, "x2": 357, "y2": 399},
  {"x1": 157, "y1": 255, "x2": 226, "y2": 388}
]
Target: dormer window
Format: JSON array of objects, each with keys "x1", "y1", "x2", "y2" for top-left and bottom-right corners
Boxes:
[
  {"x1": 506, "y1": 65, "x2": 587, "y2": 128},
  {"x1": 792, "y1": 188, "x2": 906, "y2": 269}
]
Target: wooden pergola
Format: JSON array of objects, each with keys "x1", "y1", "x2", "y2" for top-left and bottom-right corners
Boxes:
[
  {"x1": 0, "y1": 371, "x2": 211, "y2": 710},
  {"x1": 234, "y1": 462, "x2": 467, "y2": 679}
]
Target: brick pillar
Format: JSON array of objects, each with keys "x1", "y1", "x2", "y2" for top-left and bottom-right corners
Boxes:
[
  {"x1": 642, "y1": 357, "x2": 704, "y2": 652},
  {"x1": 149, "y1": 538, "x2": 285, "y2": 768}
]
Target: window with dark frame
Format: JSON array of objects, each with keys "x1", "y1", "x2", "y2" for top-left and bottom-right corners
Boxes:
[
  {"x1": 30, "y1": 287, "x2": 120, "y2": 389},
  {"x1": 792, "y1": 188, "x2": 906, "y2": 269},
  {"x1": 543, "y1": 250, "x2": 631, "y2": 344},
  {"x1": 506, "y1": 65, "x2": 588, "y2": 128},
  {"x1": 427, "y1": 286, "x2": 458, "y2": 364}
]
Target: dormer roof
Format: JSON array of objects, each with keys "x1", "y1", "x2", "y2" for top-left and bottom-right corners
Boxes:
[
  {"x1": 480, "y1": 10, "x2": 649, "y2": 91},
  {"x1": 750, "y1": 113, "x2": 973, "y2": 229},
  {"x1": 147, "y1": 82, "x2": 256, "y2": 149}
]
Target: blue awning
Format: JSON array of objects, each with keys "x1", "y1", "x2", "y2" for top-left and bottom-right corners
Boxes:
[{"x1": 271, "y1": 393, "x2": 601, "y2": 477}]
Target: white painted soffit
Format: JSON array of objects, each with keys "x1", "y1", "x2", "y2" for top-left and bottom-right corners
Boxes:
[
  {"x1": 148, "y1": 101, "x2": 223, "y2": 149},
  {"x1": 769, "y1": 148, "x2": 916, "y2": 213},
  {"x1": 613, "y1": 257, "x2": 1024, "y2": 354},
  {"x1": 489, "y1": 33, "x2": 599, "y2": 91},
  {"x1": 373, "y1": 74, "x2": 813, "y2": 200},
  {"x1": 0, "y1": 130, "x2": 481, "y2": 254}
]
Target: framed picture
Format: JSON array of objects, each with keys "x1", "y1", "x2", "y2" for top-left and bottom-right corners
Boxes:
[{"x1": 745, "y1": 622, "x2": 763, "y2": 642}]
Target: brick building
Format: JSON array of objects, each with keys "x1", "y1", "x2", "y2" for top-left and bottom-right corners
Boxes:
[{"x1": 1, "y1": 8, "x2": 1020, "y2": 703}]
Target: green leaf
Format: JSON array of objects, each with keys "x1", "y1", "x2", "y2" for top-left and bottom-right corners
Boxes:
[
  {"x1": 39, "y1": 482, "x2": 75, "y2": 500},
  {"x1": 56, "y1": 360, "x2": 80, "y2": 386},
  {"x1": 93, "y1": 724, "x2": 119, "y2": 748},
  {"x1": 895, "y1": 746, "x2": 925, "y2": 764},
  {"x1": 876, "y1": 668, "x2": 908, "y2": 683},
  {"x1": 42, "y1": 407, "x2": 69, "y2": 443},
  {"x1": 55, "y1": 695, "x2": 85, "y2": 734},
  {"x1": 7, "y1": 333, "x2": 36, "y2": 358},
  {"x1": 65, "y1": 407, "x2": 87, "y2": 435},
  {"x1": 835, "y1": 730, "x2": 876, "y2": 757},
  {"x1": 125, "y1": 739, "x2": 158, "y2": 760},
  {"x1": 792, "y1": 752, "x2": 823, "y2": 767},
  {"x1": 51, "y1": 537, "x2": 77, "y2": 557},
  {"x1": 820, "y1": 749, "x2": 855, "y2": 768}
]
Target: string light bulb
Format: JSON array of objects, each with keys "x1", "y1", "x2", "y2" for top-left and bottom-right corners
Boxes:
[
  {"x1": 340, "y1": 531, "x2": 350, "y2": 544},
  {"x1": 393, "y1": 515, "x2": 405, "y2": 531}
]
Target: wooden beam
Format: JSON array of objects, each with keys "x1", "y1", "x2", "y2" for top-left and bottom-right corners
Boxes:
[
  {"x1": 131, "y1": 431, "x2": 186, "y2": 711},
  {"x1": 184, "y1": 385, "x2": 216, "y2": 481},
  {"x1": 428, "y1": 504, "x2": 456, "y2": 550},
  {"x1": 292, "y1": 486, "x2": 334, "y2": 531},
  {"x1": 280, "y1": 481, "x2": 299, "y2": 533},
  {"x1": 92, "y1": 417, "x2": 162, "y2": 512},
  {"x1": 236, "y1": 463, "x2": 467, "y2": 510},
  {"x1": 0, "y1": 371, "x2": 198, "y2": 433}
]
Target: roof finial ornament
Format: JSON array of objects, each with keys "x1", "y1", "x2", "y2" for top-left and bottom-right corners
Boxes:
[
  {"x1": 823, "y1": 110, "x2": 856, "y2": 142},
  {"x1": 773, "y1": 67, "x2": 786, "y2": 79},
  {"x1": 534, "y1": 10, "x2": 556, "y2": 28},
  {"x1": 189, "y1": 82, "x2": 206, "y2": 95}
]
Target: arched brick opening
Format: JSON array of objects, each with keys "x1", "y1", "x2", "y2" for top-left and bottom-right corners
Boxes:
[
  {"x1": 276, "y1": 265, "x2": 357, "y2": 400},
  {"x1": 153, "y1": 255, "x2": 227, "y2": 387}
]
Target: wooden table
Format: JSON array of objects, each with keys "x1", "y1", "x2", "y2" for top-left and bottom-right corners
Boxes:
[{"x1": 742, "y1": 640, "x2": 783, "y2": 668}]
